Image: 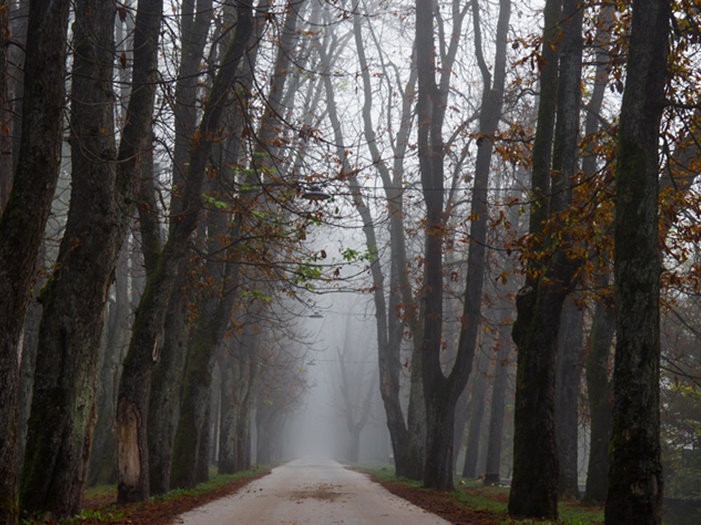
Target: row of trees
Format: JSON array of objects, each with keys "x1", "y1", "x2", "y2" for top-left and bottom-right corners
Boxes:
[
  {"x1": 0, "y1": 0, "x2": 324, "y2": 522},
  {"x1": 0, "y1": 1, "x2": 699, "y2": 525}
]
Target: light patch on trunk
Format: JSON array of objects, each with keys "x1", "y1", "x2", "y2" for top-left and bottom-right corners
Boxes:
[
  {"x1": 118, "y1": 402, "x2": 141, "y2": 485},
  {"x1": 631, "y1": 474, "x2": 659, "y2": 497}
]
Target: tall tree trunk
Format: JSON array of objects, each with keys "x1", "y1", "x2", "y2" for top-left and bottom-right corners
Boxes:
[
  {"x1": 11, "y1": 0, "x2": 32, "y2": 481},
  {"x1": 555, "y1": 296, "x2": 584, "y2": 499},
  {"x1": 109, "y1": 0, "x2": 164, "y2": 503},
  {"x1": 218, "y1": 335, "x2": 258, "y2": 473},
  {"x1": 462, "y1": 349, "x2": 490, "y2": 479},
  {"x1": 20, "y1": 2, "x2": 117, "y2": 517},
  {"x1": 508, "y1": 0, "x2": 582, "y2": 517},
  {"x1": 17, "y1": 261, "x2": 45, "y2": 474},
  {"x1": 352, "y1": 0, "x2": 429, "y2": 479},
  {"x1": 0, "y1": 0, "x2": 10, "y2": 209},
  {"x1": 8, "y1": 0, "x2": 27, "y2": 178},
  {"x1": 337, "y1": 329, "x2": 378, "y2": 464},
  {"x1": 604, "y1": 1, "x2": 669, "y2": 523},
  {"x1": 116, "y1": 2, "x2": 255, "y2": 501},
  {"x1": 147, "y1": 289, "x2": 189, "y2": 494},
  {"x1": 579, "y1": 2, "x2": 614, "y2": 504},
  {"x1": 170, "y1": 314, "x2": 222, "y2": 489},
  {"x1": 88, "y1": 244, "x2": 130, "y2": 487},
  {"x1": 0, "y1": 1, "x2": 70, "y2": 522},
  {"x1": 483, "y1": 300, "x2": 514, "y2": 484},
  {"x1": 582, "y1": 274, "x2": 615, "y2": 503},
  {"x1": 147, "y1": 0, "x2": 214, "y2": 495},
  {"x1": 417, "y1": 0, "x2": 509, "y2": 490}
]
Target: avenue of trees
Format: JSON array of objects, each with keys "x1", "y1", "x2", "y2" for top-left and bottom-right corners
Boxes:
[{"x1": 0, "y1": 1, "x2": 700, "y2": 525}]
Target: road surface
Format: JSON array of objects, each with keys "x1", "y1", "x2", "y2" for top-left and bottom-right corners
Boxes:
[{"x1": 174, "y1": 457, "x2": 451, "y2": 525}]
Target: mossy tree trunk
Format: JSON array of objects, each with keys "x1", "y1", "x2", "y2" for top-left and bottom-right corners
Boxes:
[
  {"x1": 116, "y1": 2, "x2": 255, "y2": 502},
  {"x1": 88, "y1": 246, "x2": 130, "y2": 487},
  {"x1": 147, "y1": 0, "x2": 213, "y2": 496},
  {"x1": 604, "y1": 1, "x2": 669, "y2": 523},
  {"x1": 20, "y1": 3, "x2": 118, "y2": 518},
  {"x1": 0, "y1": 1, "x2": 70, "y2": 522}
]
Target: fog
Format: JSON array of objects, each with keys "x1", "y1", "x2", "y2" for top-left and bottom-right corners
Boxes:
[{"x1": 285, "y1": 292, "x2": 390, "y2": 464}]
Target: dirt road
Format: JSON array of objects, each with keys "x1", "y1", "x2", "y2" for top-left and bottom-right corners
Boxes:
[{"x1": 174, "y1": 457, "x2": 451, "y2": 524}]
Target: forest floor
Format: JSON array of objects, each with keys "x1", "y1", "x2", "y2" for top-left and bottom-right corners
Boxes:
[{"x1": 28, "y1": 463, "x2": 604, "y2": 525}]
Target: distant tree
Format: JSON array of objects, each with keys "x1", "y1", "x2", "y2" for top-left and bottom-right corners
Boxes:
[
  {"x1": 580, "y1": 1, "x2": 616, "y2": 505},
  {"x1": 335, "y1": 319, "x2": 378, "y2": 463},
  {"x1": 351, "y1": 0, "x2": 425, "y2": 480},
  {"x1": 604, "y1": 0, "x2": 670, "y2": 523},
  {"x1": 217, "y1": 317, "x2": 259, "y2": 474}
]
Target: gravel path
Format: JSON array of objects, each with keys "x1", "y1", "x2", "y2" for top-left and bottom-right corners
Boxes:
[{"x1": 173, "y1": 457, "x2": 451, "y2": 525}]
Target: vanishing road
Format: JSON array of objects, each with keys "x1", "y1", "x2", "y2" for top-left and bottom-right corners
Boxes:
[{"x1": 174, "y1": 457, "x2": 451, "y2": 525}]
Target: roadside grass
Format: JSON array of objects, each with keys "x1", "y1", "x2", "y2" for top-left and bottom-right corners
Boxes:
[
  {"x1": 452, "y1": 479, "x2": 604, "y2": 525},
  {"x1": 358, "y1": 465, "x2": 605, "y2": 525},
  {"x1": 22, "y1": 466, "x2": 267, "y2": 525}
]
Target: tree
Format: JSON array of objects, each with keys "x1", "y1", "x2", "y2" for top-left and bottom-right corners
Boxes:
[
  {"x1": 416, "y1": 0, "x2": 510, "y2": 490},
  {"x1": 0, "y1": 0, "x2": 10, "y2": 209},
  {"x1": 604, "y1": 0, "x2": 670, "y2": 523},
  {"x1": 508, "y1": 0, "x2": 583, "y2": 517},
  {"x1": 217, "y1": 318, "x2": 258, "y2": 473},
  {"x1": 335, "y1": 318, "x2": 378, "y2": 462},
  {"x1": 351, "y1": 0, "x2": 425, "y2": 480},
  {"x1": 147, "y1": 0, "x2": 215, "y2": 495},
  {"x1": 20, "y1": 1, "x2": 117, "y2": 517},
  {"x1": 116, "y1": 0, "x2": 255, "y2": 502},
  {"x1": 580, "y1": 1, "x2": 616, "y2": 504},
  {"x1": 0, "y1": 1, "x2": 70, "y2": 522},
  {"x1": 555, "y1": 297, "x2": 584, "y2": 499}
]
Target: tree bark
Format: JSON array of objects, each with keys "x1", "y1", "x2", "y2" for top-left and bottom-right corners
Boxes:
[
  {"x1": 0, "y1": 0, "x2": 10, "y2": 209},
  {"x1": 582, "y1": 275, "x2": 615, "y2": 503},
  {"x1": 555, "y1": 296, "x2": 584, "y2": 499},
  {"x1": 462, "y1": 349, "x2": 490, "y2": 479},
  {"x1": 483, "y1": 301, "x2": 514, "y2": 485},
  {"x1": 604, "y1": 1, "x2": 669, "y2": 523},
  {"x1": 218, "y1": 333, "x2": 258, "y2": 473},
  {"x1": 509, "y1": 0, "x2": 582, "y2": 517},
  {"x1": 88, "y1": 244, "x2": 130, "y2": 487},
  {"x1": 0, "y1": 1, "x2": 69, "y2": 521},
  {"x1": 20, "y1": 2, "x2": 117, "y2": 517}
]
